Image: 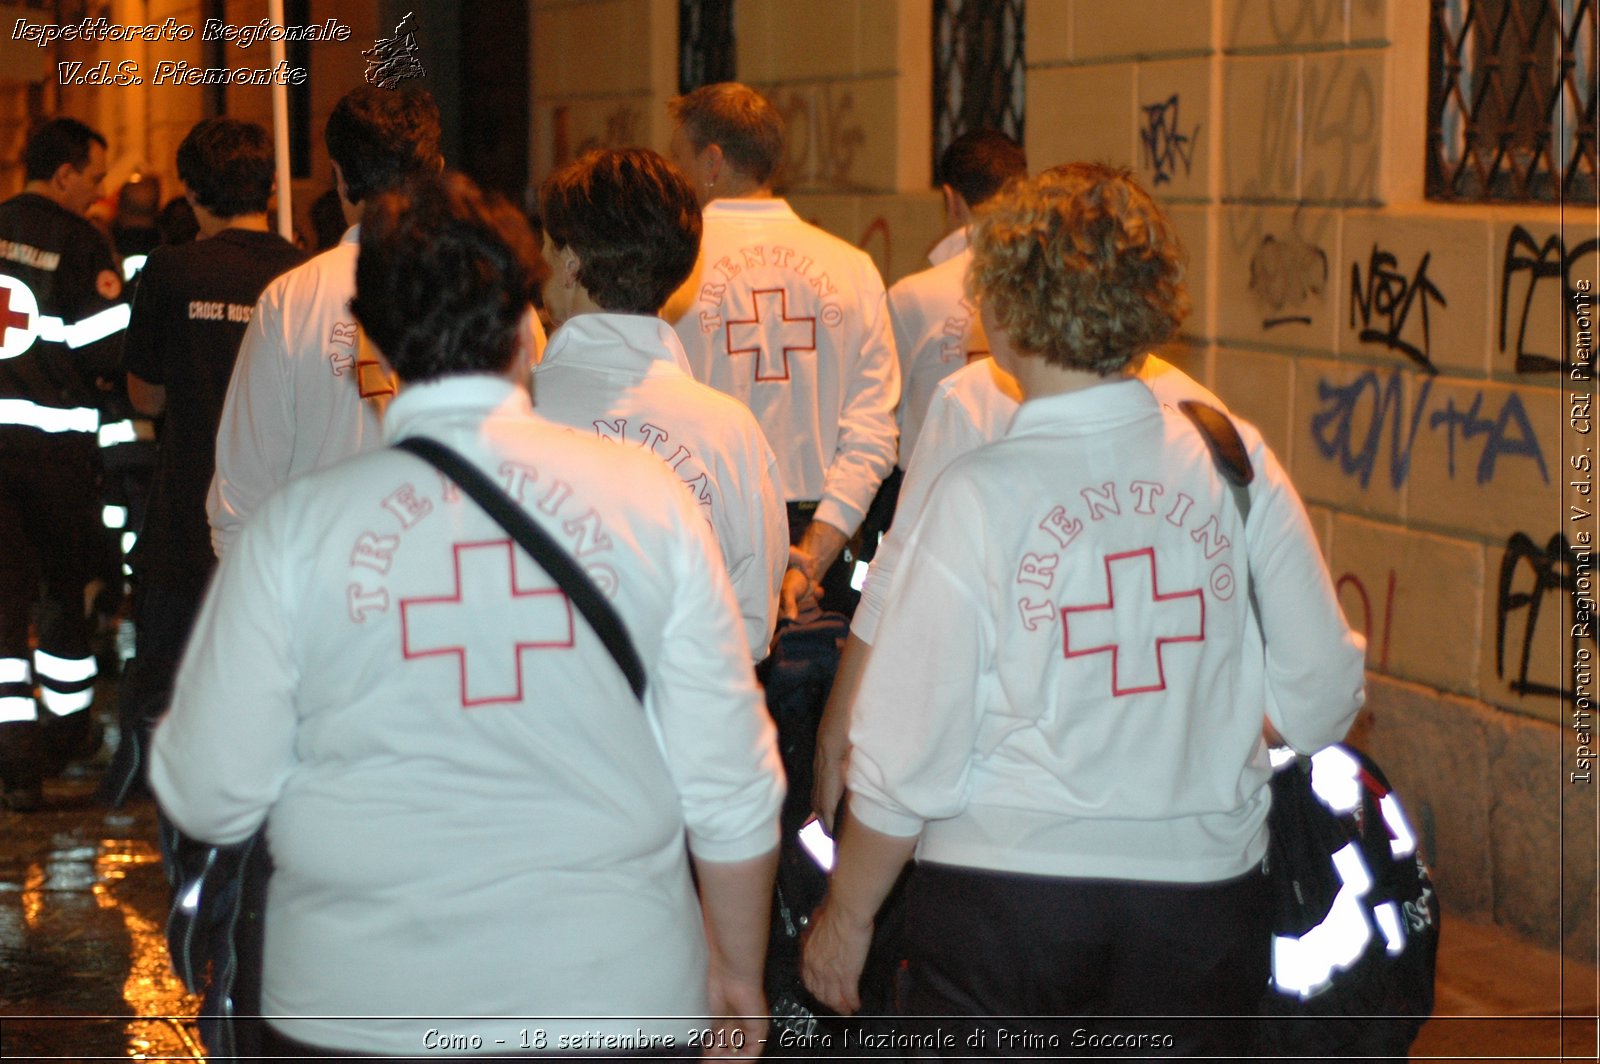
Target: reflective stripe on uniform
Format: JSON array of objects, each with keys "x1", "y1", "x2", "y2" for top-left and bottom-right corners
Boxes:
[
  {"x1": 35, "y1": 302, "x2": 130, "y2": 348},
  {"x1": 0, "y1": 694, "x2": 37, "y2": 723},
  {"x1": 0, "y1": 398, "x2": 98, "y2": 433},
  {"x1": 97, "y1": 419, "x2": 136, "y2": 447},
  {"x1": 0, "y1": 657, "x2": 30, "y2": 685},
  {"x1": 33, "y1": 649, "x2": 97, "y2": 685},
  {"x1": 39, "y1": 685, "x2": 92, "y2": 715}
]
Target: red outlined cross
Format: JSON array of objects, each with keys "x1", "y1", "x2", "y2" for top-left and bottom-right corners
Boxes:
[
  {"x1": 0, "y1": 275, "x2": 39, "y2": 360},
  {"x1": 399, "y1": 539, "x2": 575, "y2": 707},
  {"x1": 725, "y1": 288, "x2": 815, "y2": 382},
  {"x1": 1060, "y1": 547, "x2": 1204, "y2": 697}
]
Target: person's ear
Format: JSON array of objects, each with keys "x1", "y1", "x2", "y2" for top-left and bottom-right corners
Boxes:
[
  {"x1": 51, "y1": 161, "x2": 78, "y2": 194},
  {"x1": 701, "y1": 143, "x2": 726, "y2": 189},
  {"x1": 942, "y1": 184, "x2": 970, "y2": 227},
  {"x1": 562, "y1": 248, "x2": 582, "y2": 288}
]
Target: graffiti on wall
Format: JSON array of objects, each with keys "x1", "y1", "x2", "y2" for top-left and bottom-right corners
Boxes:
[
  {"x1": 1302, "y1": 55, "x2": 1379, "y2": 202},
  {"x1": 549, "y1": 104, "x2": 643, "y2": 169},
  {"x1": 771, "y1": 85, "x2": 868, "y2": 191},
  {"x1": 1310, "y1": 369, "x2": 1549, "y2": 490},
  {"x1": 1139, "y1": 94, "x2": 1199, "y2": 186},
  {"x1": 1496, "y1": 531, "x2": 1597, "y2": 700},
  {"x1": 1349, "y1": 244, "x2": 1447, "y2": 373},
  {"x1": 1499, "y1": 225, "x2": 1600, "y2": 375},
  {"x1": 1249, "y1": 230, "x2": 1328, "y2": 328},
  {"x1": 1335, "y1": 568, "x2": 1395, "y2": 670}
]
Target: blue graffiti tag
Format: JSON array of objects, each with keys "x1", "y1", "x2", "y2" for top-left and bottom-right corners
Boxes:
[{"x1": 1311, "y1": 370, "x2": 1549, "y2": 489}]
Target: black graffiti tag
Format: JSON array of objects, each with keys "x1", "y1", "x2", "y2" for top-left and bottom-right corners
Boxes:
[
  {"x1": 1140, "y1": 95, "x2": 1199, "y2": 186},
  {"x1": 1499, "y1": 225, "x2": 1600, "y2": 376},
  {"x1": 1350, "y1": 244, "x2": 1446, "y2": 374},
  {"x1": 1496, "y1": 532, "x2": 1596, "y2": 700}
]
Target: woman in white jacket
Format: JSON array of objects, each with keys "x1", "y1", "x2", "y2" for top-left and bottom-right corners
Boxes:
[{"x1": 802, "y1": 164, "x2": 1365, "y2": 1057}]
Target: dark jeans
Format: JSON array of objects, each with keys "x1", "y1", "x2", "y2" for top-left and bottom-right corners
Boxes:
[{"x1": 898, "y1": 861, "x2": 1271, "y2": 1058}]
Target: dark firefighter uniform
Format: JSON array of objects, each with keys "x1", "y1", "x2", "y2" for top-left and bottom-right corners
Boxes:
[{"x1": 0, "y1": 190, "x2": 130, "y2": 808}]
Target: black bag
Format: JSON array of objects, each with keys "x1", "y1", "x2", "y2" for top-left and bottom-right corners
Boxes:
[
  {"x1": 757, "y1": 610, "x2": 849, "y2": 1048},
  {"x1": 757, "y1": 611, "x2": 906, "y2": 1055},
  {"x1": 1259, "y1": 745, "x2": 1441, "y2": 1058},
  {"x1": 1178, "y1": 402, "x2": 1439, "y2": 1056},
  {"x1": 160, "y1": 816, "x2": 269, "y2": 1058}
]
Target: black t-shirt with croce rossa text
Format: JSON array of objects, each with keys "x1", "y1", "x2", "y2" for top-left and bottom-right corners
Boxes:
[{"x1": 122, "y1": 227, "x2": 305, "y2": 577}]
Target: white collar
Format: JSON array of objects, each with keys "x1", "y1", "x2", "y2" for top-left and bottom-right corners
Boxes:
[
  {"x1": 537, "y1": 312, "x2": 694, "y2": 376},
  {"x1": 1005, "y1": 378, "x2": 1160, "y2": 438},
  {"x1": 382, "y1": 374, "x2": 530, "y2": 443},
  {"x1": 927, "y1": 226, "x2": 970, "y2": 266},
  {"x1": 702, "y1": 197, "x2": 800, "y2": 223}
]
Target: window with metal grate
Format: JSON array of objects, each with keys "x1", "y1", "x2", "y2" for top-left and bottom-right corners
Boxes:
[
  {"x1": 680, "y1": 0, "x2": 736, "y2": 94},
  {"x1": 1428, "y1": 0, "x2": 1596, "y2": 202},
  {"x1": 933, "y1": 0, "x2": 1026, "y2": 180}
]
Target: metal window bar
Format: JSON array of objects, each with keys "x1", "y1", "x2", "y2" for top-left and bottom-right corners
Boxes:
[
  {"x1": 1428, "y1": 0, "x2": 1596, "y2": 202},
  {"x1": 933, "y1": 0, "x2": 1026, "y2": 178},
  {"x1": 680, "y1": 0, "x2": 736, "y2": 95}
]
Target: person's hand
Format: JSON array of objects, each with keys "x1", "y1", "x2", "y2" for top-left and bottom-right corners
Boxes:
[
  {"x1": 779, "y1": 564, "x2": 815, "y2": 621},
  {"x1": 779, "y1": 547, "x2": 820, "y2": 621},
  {"x1": 801, "y1": 899, "x2": 873, "y2": 1015},
  {"x1": 704, "y1": 963, "x2": 768, "y2": 1059}
]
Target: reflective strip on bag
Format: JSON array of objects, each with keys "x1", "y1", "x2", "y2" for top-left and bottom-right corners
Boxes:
[
  {"x1": 1380, "y1": 792, "x2": 1419, "y2": 858},
  {"x1": 0, "y1": 399, "x2": 98, "y2": 434},
  {"x1": 1267, "y1": 844, "x2": 1382, "y2": 998},
  {"x1": 33, "y1": 649, "x2": 97, "y2": 685}
]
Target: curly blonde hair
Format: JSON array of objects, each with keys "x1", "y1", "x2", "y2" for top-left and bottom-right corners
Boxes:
[{"x1": 967, "y1": 163, "x2": 1189, "y2": 375}]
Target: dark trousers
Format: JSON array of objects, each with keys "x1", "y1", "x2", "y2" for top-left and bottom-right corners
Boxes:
[
  {"x1": 0, "y1": 433, "x2": 102, "y2": 674},
  {"x1": 104, "y1": 563, "x2": 211, "y2": 803},
  {"x1": 898, "y1": 862, "x2": 1270, "y2": 1058},
  {"x1": 0, "y1": 433, "x2": 104, "y2": 790}
]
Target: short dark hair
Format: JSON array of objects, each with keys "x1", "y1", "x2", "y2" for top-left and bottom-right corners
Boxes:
[
  {"x1": 325, "y1": 85, "x2": 442, "y2": 205},
  {"x1": 668, "y1": 82, "x2": 784, "y2": 186},
  {"x1": 309, "y1": 188, "x2": 347, "y2": 250},
  {"x1": 176, "y1": 118, "x2": 275, "y2": 218},
  {"x1": 24, "y1": 117, "x2": 106, "y2": 182},
  {"x1": 937, "y1": 130, "x2": 1027, "y2": 209},
  {"x1": 540, "y1": 149, "x2": 701, "y2": 314},
  {"x1": 158, "y1": 196, "x2": 199, "y2": 246},
  {"x1": 352, "y1": 172, "x2": 541, "y2": 383}
]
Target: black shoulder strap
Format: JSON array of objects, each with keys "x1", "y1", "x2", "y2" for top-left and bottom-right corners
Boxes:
[
  {"x1": 394, "y1": 435, "x2": 646, "y2": 702},
  {"x1": 1178, "y1": 400, "x2": 1262, "y2": 633}
]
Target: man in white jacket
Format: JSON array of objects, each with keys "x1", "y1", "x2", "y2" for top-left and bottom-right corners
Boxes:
[
  {"x1": 207, "y1": 85, "x2": 546, "y2": 558},
  {"x1": 665, "y1": 82, "x2": 898, "y2": 614},
  {"x1": 531, "y1": 148, "x2": 788, "y2": 660},
  {"x1": 154, "y1": 172, "x2": 782, "y2": 1057}
]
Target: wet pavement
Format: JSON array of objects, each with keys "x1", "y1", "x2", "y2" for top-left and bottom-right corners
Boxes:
[{"x1": 0, "y1": 732, "x2": 205, "y2": 1063}]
